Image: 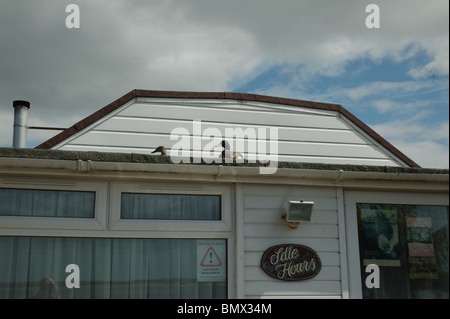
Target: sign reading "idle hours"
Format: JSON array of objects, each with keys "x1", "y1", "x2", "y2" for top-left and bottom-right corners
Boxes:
[{"x1": 260, "y1": 244, "x2": 321, "y2": 281}]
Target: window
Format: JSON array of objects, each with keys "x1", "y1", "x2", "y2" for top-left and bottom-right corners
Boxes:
[
  {"x1": 121, "y1": 193, "x2": 221, "y2": 220},
  {"x1": 357, "y1": 204, "x2": 448, "y2": 299},
  {"x1": 344, "y1": 190, "x2": 449, "y2": 299},
  {"x1": 0, "y1": 179, "x2": 107, "y2": 230},
  {"x1": 0, "y1": 179, "x2": 233, "y2": 299},
  {"x1": 0, "y1": 188, "x2": 95, "y2": 218},
  {"x1": 0, "y1": 236, "x2": 227, "y2": 299},
  {"x1": 110, "y1": 182, "x2": 233, "y2": 232}
]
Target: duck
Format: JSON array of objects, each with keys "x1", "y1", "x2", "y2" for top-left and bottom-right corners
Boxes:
[
  {"x1": 151, "y1": 146, "x2": 167, "y2": 155},
  {"x1": 217, "y1": 140, "x2": 244, "y2": 160}
]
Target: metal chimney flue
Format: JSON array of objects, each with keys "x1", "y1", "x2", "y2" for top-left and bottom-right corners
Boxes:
[{"x1": 13, "y1": 100, "x2": 30, "y2": 148}]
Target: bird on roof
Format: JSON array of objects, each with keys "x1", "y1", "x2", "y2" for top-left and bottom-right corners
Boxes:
[
  {"x1": 217, "y1": 140, "x2": 244, "y2": 160},
  {"x1": 151, "y1": 146, "x2": 167, "y2": 155}
]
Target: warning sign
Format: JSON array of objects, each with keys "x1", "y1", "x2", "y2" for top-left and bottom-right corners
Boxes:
[
  {"x1": 200, "y1": 247, "x2": 222, "y2": 267},
  {"x1": 197, "y1": 240, "x2": 226, "y2": 282}
]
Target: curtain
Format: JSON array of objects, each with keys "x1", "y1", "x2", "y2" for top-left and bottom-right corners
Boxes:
[
  {"x1": 121, "y1": 193, "x2": 221, "y2": 220},
  {"x1": 0, "y1": 188, "x2": 95, "y2": 218},
  {"x1": 0, "y1": 190, "x2": 226, "y2": 298},
  {"x1": 0, "y1": 236, "x2": 227, "y2": 299}
]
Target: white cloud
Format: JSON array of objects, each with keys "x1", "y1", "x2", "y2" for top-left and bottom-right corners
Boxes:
[
  {"x1": 339, "y1": 81, "x2": 436, "y2": 101},
  {"x1": 394, "y1": 140, "x2": 449, "y2": 169},
  {"x1": 370, "y1": 99, "x2": 434, "y2": 113},
  {"x1": 372, "y1": 118, "x2": 431, "y2": 141},
  {"x1": 1, "y1": 0, "x2": 448, "y2": 98},
  {"x1": 371, "y1": 118, "x2": 449, "y2": 168},
  {"x1": 407, "y1": 36, "x2": 450, "y2": 79},
  {"x1": 0, "y1": 110, "x2": 13, "y2": 148}
]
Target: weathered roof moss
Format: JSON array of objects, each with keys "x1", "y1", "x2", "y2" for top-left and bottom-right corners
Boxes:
[{"x1": 0, "y1": 147, "x2": 448, "y2": 175}]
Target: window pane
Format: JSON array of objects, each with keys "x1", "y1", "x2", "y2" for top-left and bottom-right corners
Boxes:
[
  {"x1": 357, "y1": 204, "x2": 449, "y2": 299},
  {"x1": 121, "y1": 193, "x2": 221, "y2": 220},
  {"x1": 0, "y1": 188, "x2": 95, "y2": 218},
  {"x1": 0, "y1": 236, "x2": 227, "y2": 299}
]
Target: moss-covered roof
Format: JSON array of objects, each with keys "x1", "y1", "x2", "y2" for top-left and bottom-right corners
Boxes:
[{"x1": 1, "y1": 147, "x2": 448, "y2": 175}]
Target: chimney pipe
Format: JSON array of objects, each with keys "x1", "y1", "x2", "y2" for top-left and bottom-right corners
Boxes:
[{"x1": 13, "y1": 100, "x2": 30, "y2": 148}]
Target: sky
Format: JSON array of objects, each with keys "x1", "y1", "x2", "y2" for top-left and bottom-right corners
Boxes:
[{"x1": 0, "y1": 0, "x2": 448, "y2": 168}]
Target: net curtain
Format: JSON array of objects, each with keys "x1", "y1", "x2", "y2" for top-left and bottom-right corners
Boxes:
[{"x1": 0, "y1": 237, "x2": 225, "y2": 299}]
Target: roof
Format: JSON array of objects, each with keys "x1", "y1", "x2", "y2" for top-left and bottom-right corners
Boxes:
[
  {"x1": 2, "y1": 147, "x2": 446, "y2": 175},
  {"x1": 35, "y1": 89, "x2": 421, "y2": 168}
]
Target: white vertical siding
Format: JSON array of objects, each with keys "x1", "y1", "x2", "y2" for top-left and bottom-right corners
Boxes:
[
  {"x1": 56, "y1": 98, "x2": 404, "y2": 166},
  {"x1": 243, "y1": 184, "x2": 342, "y2": 299}
]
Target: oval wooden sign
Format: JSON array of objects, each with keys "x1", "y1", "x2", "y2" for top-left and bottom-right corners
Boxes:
[{"x1": 260, "y1": 244, "x2": 321, "y2": 281}]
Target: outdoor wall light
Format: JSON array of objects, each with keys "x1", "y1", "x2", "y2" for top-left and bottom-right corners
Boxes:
[{"x1": 281, "y1": 200, "x2": 314, "y2": 229}]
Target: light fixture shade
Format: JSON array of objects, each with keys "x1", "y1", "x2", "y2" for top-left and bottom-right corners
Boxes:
[{"x1": 285, "y1": 201, "x2": 314, "y2": 222}]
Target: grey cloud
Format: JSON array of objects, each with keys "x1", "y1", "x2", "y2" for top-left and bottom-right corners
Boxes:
[{"x1": 0, "y1": 0, "x2": 448, "y2": 155}]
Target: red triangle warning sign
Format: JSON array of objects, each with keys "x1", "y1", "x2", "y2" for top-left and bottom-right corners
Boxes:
[{"x1": 200, "y1": 247, "x2": 222, "y2": 267}]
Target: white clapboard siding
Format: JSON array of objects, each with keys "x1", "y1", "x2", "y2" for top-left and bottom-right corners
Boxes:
[
  {"x1": 243, "y1": 184, "x2": 342, "y2": 298},
  {"x1": 245, "y1": 224, "x2": 339, "y2": 238},
  {"x1": 56, "y1": 98, "x2": 404, "y2": 166},
  {"x1": 95, "y1": 117, "x2": 367, "y2": 144},
  {"x1": 245, "y1": 266, "x2": 341, "y2": 281},
  {"x1": 118, "y1": 102, "x2": 346, "y2": 129},
  {"x1": 67, "y1": 132, "x2": 387, "y2": 159},
  {"x1": 244, "y1": 209, "x2": 338, "y2": 225},
  {"x1": 245, "y1": 238, "x2": 340, "y2": 253},
  {"x1": 245, "y1": 281, "x2": 342, "y2": 298}
]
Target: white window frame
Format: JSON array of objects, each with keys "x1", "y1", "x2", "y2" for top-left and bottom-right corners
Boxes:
[
  {"x1": 109, "y1": 181, "x2": 233, "y2": 232},
  {"x1": 0, "y1": 178, "x2": 107, "y2": 231},
  {"x1": 344, "y1": 190, "x2": 449, "y2": 299},
  {"x1": 109, "y1": 181, "x2": 235, "y2": 298},
  {"x1": 0, "y1": 178, "x2": 235, "y2": 298}
]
